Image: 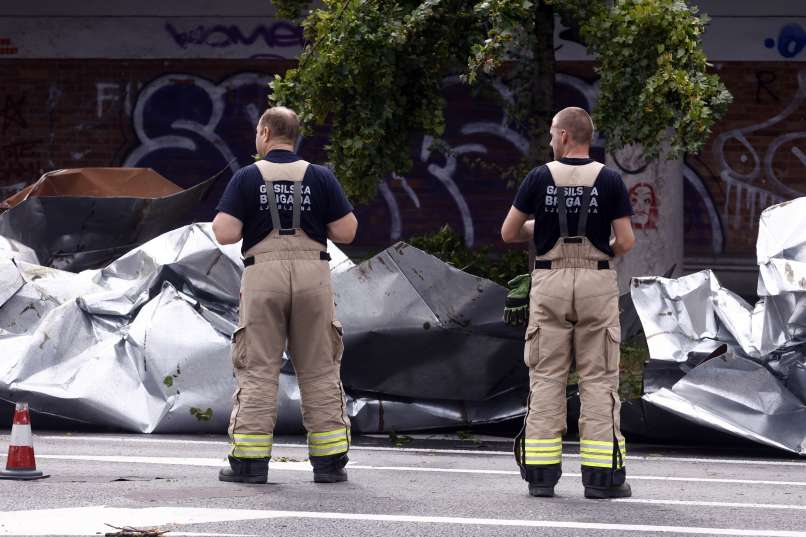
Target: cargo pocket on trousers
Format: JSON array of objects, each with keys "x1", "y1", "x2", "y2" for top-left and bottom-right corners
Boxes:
[
  {"x1": 605, "y1": 326, "x2": 621, "y2": 374},
  {"x1": 331, "y1": 320, "x2": 345, "y2": 363},
  {"x1": 231, "y1": 326, "x2": 247, "y2": 369},
  {"x1": 523, "y1": 324, "x2": 540, "y2": 368}
]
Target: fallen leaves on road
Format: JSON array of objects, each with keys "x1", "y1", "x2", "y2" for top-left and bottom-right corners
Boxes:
[{"x1": 104, "y1": 523, "x2": 170, "y2": 536}]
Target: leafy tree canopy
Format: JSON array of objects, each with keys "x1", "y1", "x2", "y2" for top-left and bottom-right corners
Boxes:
[{"x1": 271, "y1": 0, "x2": 731, "y2": 203}]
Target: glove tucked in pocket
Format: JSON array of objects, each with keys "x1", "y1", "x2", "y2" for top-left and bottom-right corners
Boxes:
[{"x1": 503, "y1": 273, "x2": 531, "y2": 326}]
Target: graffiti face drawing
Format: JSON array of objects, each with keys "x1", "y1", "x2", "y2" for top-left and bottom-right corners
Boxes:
[{"x1": 629, "y1": 182, "x2": 658, "y2": 230}]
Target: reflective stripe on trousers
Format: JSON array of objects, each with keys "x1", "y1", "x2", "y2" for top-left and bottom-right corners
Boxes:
[
  {"x1": 230, "y1": 433, "x2": 273, "y2": 459},
  {"x1": 308, "y1": 427, "x2": 350, "y2": 457},
  {"x1": 580, "y1": 439, "x2": 626, "y2": 468},
  {"x1": 523, "y1": 437, "x2": 562, "y2": 466}
]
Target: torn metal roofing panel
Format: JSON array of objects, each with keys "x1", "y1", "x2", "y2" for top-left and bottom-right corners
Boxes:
[
  {"x1": 0, "y1": 167, "x2": 224, "y2": 272},
  {"x1": 633, "y1": 197, "x2": 806, "y2": 455},
  {"x1": 0, "y1": 223, "x2": 524, "y2": 434}
]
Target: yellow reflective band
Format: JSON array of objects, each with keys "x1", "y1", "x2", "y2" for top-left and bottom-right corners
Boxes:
[
  {"x1": 525, "y1": 459, "x2": 562, "y2": 465},
  {"x1": 581, "y1": 453, "x2": 614, "y2": 461},
  {"x1": 580, "y1": 447, "x2": 617, "y2": 454},
  {"x1": 231, "y1": 446, "x2": 271, "y2": 458},
  {"x1": 525, "y1": 438, "x2": 562, "y2": 444},
  {"x1": 581, "y1": 461, "x2": 614, "y2": 468},
  {"x1": 309, "y1": 428, "x2": 350, "y2": 440},
  {"x1": 309, "y1": 439, "x2": 348, "y2": 449},
  {"x1": 308, "y1": 437, "x2": 347, "y2": 447},
  {"x1": 232, "y1": 445, "x2": 272, "y2": 453},
  {"x1": 525, "y1": 447, "x2": 562, "y2": 453},
  {"x1": 580, "y1": 439, "x2": 626, "y2": 447},
  {"x1": 233, "y1": 433, "x2": 274, "y2": 440},
  {"x1": 309, "y1": 445, "x2": 348, "y2": 456},
  {"x1": 526, "y1": 453, "x2": 562, "y2": 460}
]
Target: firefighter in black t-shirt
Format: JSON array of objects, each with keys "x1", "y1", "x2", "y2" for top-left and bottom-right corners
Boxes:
[
  {"x1": 213, "y1": 106, "x2": 358, "y2": 485},
  {"x1": 501, "y1": 107, "x2": 636, "y2": 499}
]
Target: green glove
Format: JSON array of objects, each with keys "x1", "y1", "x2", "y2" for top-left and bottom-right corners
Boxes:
[{"x1": 503, "y1": 273, "x2": 530, "y2": 326}]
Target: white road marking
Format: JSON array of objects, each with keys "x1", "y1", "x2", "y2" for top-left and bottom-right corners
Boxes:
[
  {"x1": 614, "y1": 498, "x2": 806, "y2": 511},
  {"x1": 0, "y1": 506, "x2": 805, "y2": 537},
  {"x1": 5, "y1": 453, "x2": 806, "y2": 488},
  {"x1": 21, "y1": 434, "x2": 806, "y2": 467}
]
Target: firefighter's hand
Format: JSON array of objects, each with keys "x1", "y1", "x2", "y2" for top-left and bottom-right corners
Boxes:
[{"x1": 503, "y1": 273, "x2": 530, "y2": 326}]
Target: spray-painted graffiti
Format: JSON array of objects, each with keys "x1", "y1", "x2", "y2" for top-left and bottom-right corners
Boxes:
[
  {"x1": 122, "y1": 71, "x2": 616, "y2": 247},
  {"x1": 123, "y1": 72, "x2": 270, "y2": 192},
  {"x1": 0, "y1": 140, "x2": 41, "y2": 181},
  {"x1": 165, "y1": 22, "x2": 304, "y2": 54},
  {"x1": 0, "y1": 37, "x2": 17, "y2": 56},
  {"x1": 764, "y1": 23, "x2": 806, "y2": 59},
  {"x1": 711, "y1": 68, "x2": 805, "y2": 231},
  {"x1": 0, "y1": 93, "x2": 41, "y2": 185},
  {"x1": 629, "y1": 182, "x2": 658, "y2": 230},
  {"x1": 0, "y1": 94, "x2": 26, "y2": 134}
]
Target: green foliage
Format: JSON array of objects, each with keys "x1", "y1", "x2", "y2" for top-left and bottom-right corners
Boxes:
[
  {"x1": 273, "y1": 0, "x2": 311, "y2": 20},
  {"x1": 465, "y1": 0, "x2": 535, "y2": 83},
  {"x1": 556, "y1": 0, "x2": 732, "y2": 160},
  {"x1": 271, "y1": 0, "x2": 731, "y2": 203},
  {"x1": 619, "y1": 335, "x2": 649, "y2": 400},
  {"x1": 271, "y1": 0, "x2": 481, "y2": 203},
  {"x1": 408, "y1": 225, "x2": 528, "y2": 286}
]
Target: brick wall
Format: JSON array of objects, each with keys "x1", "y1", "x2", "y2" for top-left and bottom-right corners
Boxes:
[
  {"x1": 1, "y1": 59, "x2": 803, "y2": 255},
  {"x1": 684, "y1": 62, "x2": 806, "y2": 256}
]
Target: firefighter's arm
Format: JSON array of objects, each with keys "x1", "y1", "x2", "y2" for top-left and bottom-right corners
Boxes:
[
  {"x1": 610, "y1": 216, "x2": 635, "y2": 256},
  {"x1": 501, "y1": 207, "x2": 534, "y2": 243},
  {"x1": 327, "y1": 212, "x2": 358, "y2": 244},
  {"x1": 212, "y1": 212, "x2": 244, "y2": 245}
]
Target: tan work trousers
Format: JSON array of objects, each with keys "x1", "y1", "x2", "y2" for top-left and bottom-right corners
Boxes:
[
  {"x1": 522, "y1": 237, "x2": 625, "y2": 469},
  {"x1": 227, "y1": 229, "x2": 350, "y2": 459}
]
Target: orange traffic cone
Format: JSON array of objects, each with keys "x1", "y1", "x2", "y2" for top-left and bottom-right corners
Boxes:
[{"x1": 0, "y1": 402, "x2": 48, "y2": 480}]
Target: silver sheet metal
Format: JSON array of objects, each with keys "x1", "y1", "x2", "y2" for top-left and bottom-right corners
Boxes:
[
  {"x1": 0, "y1": 225, "x2": 524, "y2": 433},
  {"x1": 633, "y1": 197, "x2": 806, "y2": 454},
  {"x1": 0, "y1": 168, "x2": 222, "y2": 272}
]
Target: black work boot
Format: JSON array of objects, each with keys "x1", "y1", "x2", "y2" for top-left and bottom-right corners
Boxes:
[
  {"x1": 521, "y1": 464, "x2": 562, "y2": 498},
  {"x1": 218, "y1": 456, "x2": 268, "y2": 484},
  {"x1": 582, "y1": 467, "x2": 632, "y2": 499},
  {"x1": 310, "y1": 453, "x2": 349, "y2": 483}
]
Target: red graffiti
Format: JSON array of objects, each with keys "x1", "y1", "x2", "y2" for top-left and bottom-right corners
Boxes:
[{"x1": 629, "y1": 182, "x2": 658, "y2": 230}]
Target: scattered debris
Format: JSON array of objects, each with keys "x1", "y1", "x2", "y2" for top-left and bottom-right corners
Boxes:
[
  {"x1": 104, "y1": 524, "x2": 170, "y2": 536},
  {"x1": 632, "y1": 197, "x2": 806, "y2": 454},
  {"x1": 189, "y1": 407, "x2": 213, "y2": 421}
]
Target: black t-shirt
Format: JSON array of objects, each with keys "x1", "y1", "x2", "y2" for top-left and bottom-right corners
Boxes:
[
  {"x1": 513, "y1": 157, "x2": 633, "y2": 257},
  {"x1": 216, "y1": 150, "x2": 354, "y2": 253}
]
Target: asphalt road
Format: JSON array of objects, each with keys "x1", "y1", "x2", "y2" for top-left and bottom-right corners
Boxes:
[{"x1": 0, "y1": 432, "x2": 805, "y2": 536}]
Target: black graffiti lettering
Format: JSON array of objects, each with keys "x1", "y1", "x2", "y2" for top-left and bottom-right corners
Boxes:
[
  {"x1": 755, "y1": 71, "x2": 779, "y2": 103},
  {"x1": 165, "y1": 22, "x2": 304, "y2": 49},
  {"x1": 0, "y1": 94, "x2": 27, "y2": 134},
  {"x1": 0, "y1": 140, "x2": 41, "y2": 180}
]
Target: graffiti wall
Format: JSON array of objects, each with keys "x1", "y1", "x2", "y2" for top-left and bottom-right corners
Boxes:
[
  {"x1": 0, "y1": 55, "x2": 804, "y2": 257},
  {"x1": 684, "y1": 62, "x2": 806, "y2": 256},
  {"x1": 0, "y1": 59, "x2": 606, "y2": 250}
]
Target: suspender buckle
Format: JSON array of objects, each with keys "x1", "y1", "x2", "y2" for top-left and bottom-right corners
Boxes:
[{"x1": 279, "y1": 229, "x2": 296, "y2": 236}]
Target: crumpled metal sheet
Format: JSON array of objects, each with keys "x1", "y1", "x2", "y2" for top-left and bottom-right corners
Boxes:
[
  {"x1": 0, "y1": 236, "x2": 38, "y2": 265},
  {"x1": 0, "y1": 224, "x2": 525, "y2": 433},
  {"x1": 0, "y1": 224, "x2": 243, "y2": 432},
  {"x1": 333, "y1": 243, "x2": 527, "y2": 431},
  {"x1": 0, "y1": 167, "x2": 223, "y2": 272},
  {"x1": 334, "y1": 243, "x2": 525, "y2": 401},
  {"x1": 632, "y1": 197, "x2": 806, "y2": 454}
]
